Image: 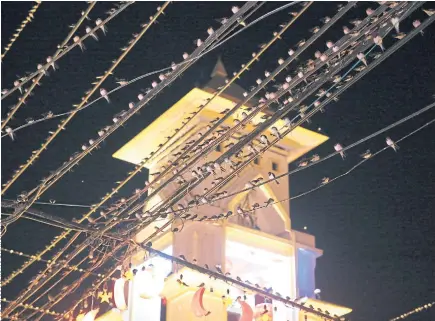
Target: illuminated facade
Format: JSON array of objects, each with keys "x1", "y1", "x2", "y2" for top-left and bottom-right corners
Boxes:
[{"x1": 111, "y1": 59, "x2": 351, "y2": 321}]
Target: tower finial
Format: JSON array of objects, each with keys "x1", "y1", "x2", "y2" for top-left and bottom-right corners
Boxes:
[{"x1": 210, "y1": 55, "x2": 228, "y2": 78}]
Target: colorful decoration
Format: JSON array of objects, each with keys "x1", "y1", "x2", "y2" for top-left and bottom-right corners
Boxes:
[
  {"x1": 113, "y1": 278, "x2": 128, "y2": 310},
  {"x1": 98, "y1": 289, "x2": 111, "y2": 304},
  {"x1": 191, "y1": 287, "x2": 210, "y2": 317},
  {"x1": 223, "y1": 296, "x2": 233, "y2": 308},
  {"x1": 238, "y1": 299, "x2": 254, "y2": 321},
  {"x1": 254, "y1": 303, "x2": 273, "y2": 321},
  {"x1": 123, "y1": 269, "x2": 134, "y2": 281}
]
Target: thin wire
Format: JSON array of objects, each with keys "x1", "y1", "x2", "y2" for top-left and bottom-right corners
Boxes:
[
  {"x1": 0, "y1": 1, "x2": 97, "y2": 130},
  {"x1": 290, "y1": 119, "x2": 435, "y2": 200},
  {"x1": 2, "y1": 1, "x2": 302, "y2": 137},
  {"x1": 1, "y1": 212, "x2": 80, "y2": 231},
  {"x1": 1, "y1": 1, "x2": 42, "y2": 60}
]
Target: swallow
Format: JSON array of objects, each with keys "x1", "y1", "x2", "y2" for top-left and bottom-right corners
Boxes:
[
  {"x1": 264, "y1": 198, "x2": 274, "y2": 207},
  {"x1": 268, "y1": 172, "x2": 279, "y2": 184},
  {"x1": 423, "y1": 8, "x2": 435, "y2": 16},
  {"x1": 5, "y1": 127, "x2": 15, "y2": 141},
  {"x1": 334, "y1": 143, "x2": 345, "y2": 159},
  {"x1": 386, "y1": 137, "x2": 399, "y2": 152},
  {"x1": 95, "y1": 18, "x2": 107, "y2": 35},
  {"x1": 373, "y1": 35, "x2": 384, "y2": 51},
  {"x1": 361, "y1": 150, "x2": 372, "y2": 159},
  {"x1": 73, "y1": 36, "x2": 86, "y2": 51}
]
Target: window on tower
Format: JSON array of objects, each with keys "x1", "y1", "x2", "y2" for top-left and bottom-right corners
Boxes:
[
  {"x1": 254, "y1": 157, "x2": 260, "y2": 165},
  {"x1": 216, "y1": 144, "x2": 221, "y2": 152},
  {"x1": 272, "y1": 162, "x2": 278, "y2": 171}
]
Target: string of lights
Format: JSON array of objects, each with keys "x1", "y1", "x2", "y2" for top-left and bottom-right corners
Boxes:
[
  {"x1": 16, "y1": 255, "x2": 91, "y2": 319},
  {"x1": 0, "y1": 247, "x2": 110, "y2": 279},
  {"x1": 0, "y1": 1, "x2": 134, "y2": 101},
  {"x1": 26, "y1": 240, "x2": 131, "y2": 320},
  {"x1": 0, "y1": 298, "x2": 61, "y2": 318},
  {"x1": 0, "y1": 1, "x2": 97, "y2": 130},
  {"x1": 389, "y1": 301, "x2": 435, "y2": 321},
  {"x1": 1, "y1": 1, "x2": 42, "y2": 60},
  {"x1": 1, "y1": 1, "x2": 306, "y2": 138}
]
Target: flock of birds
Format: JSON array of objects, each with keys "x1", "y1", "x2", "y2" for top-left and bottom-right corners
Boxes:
[{"x1": 1, "y1": 1, "x2": 434, "y2": 320}]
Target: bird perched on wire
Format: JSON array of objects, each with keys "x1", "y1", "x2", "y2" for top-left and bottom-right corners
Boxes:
[
  {"x1": 268, "y1": 172, "x2": 279, "y2": 184},
  {"x1": 386, "y1": 137, "x2": 399, "y2": 152},
  {"x1": 4, "y1": 127, "x2": 15, "y2": 141},
  {"x1": 100, "y1": 88, "x2": 110, "y2": 103},
  {"x1": 334, "y1": 143, "x2": 345, "y2": 159},
  {"x1": 95, "y1": 18, "x2": 107, "y2": 35}
]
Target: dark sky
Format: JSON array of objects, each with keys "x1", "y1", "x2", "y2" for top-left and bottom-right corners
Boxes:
[{"x1": 1, "y1": 2, "x2": 435, "y2": 321}]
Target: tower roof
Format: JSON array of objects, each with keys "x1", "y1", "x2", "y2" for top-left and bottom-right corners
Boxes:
[
  {"x1": 201, "y1": 57, "x2": 259, "y2": 106},
  {"x1": 113, "y1": 86, "x2": 328, "y2": 168}
]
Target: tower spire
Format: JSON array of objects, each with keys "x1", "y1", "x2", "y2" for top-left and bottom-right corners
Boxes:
[{"x1": 210, "y1": 56, "x2": 228, "y2": 78}]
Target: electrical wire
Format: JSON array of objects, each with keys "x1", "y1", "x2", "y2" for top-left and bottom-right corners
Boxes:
[{"x1": 278, "y1": 119, "x2": 435, "y2": 201}]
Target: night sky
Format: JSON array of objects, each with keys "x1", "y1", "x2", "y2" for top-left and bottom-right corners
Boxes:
[{"x1": 1, "y1": 2, "x2": 435, "y2": 321}]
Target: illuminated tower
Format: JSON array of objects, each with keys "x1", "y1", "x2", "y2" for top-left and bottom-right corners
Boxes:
[{"x1": 112, "y1": 58, "x2": 351, "y2": 321}]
